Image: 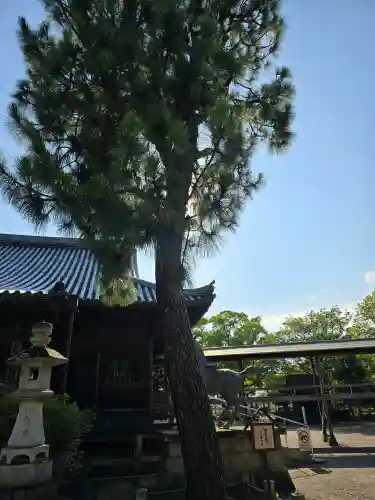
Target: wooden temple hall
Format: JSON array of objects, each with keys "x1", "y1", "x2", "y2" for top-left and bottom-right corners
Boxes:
[{"x1": 0, "y1": 233, "x2": 215, "y2": 422}]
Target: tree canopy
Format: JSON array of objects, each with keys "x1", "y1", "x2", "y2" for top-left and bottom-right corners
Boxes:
[
  {"x1": 0, "y1": 0, "x2": 294, "y2": 283},
  {"x1": 194, "y1": 310, "x2": 268, "y2": 347}
]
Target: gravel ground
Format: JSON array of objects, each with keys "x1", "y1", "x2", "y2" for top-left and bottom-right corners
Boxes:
[{"x1": 285, "y1": 423, "x2": 375, "y2": 500}]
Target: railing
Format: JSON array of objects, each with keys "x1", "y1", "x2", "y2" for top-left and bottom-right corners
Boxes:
[
  {"x1": 243, "y1": 382, "x2": 375, "y2": 401},
  {"x1": 210, "y1": 396, "x2": 309, "y2": 429},
  {"x1": 151, "y1": 383, "x2": 375, "y2": 422},
  {"x1": 210, "y1": 396, "x2": 314, "y2": 457}
]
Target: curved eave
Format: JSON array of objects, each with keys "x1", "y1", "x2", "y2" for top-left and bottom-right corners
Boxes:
[
  {"x1": 0, "y1": 280, "x2": 216, "y2": 320},
  {"x1": 79, "y1": 279, "x2": 216, "y2": 306}
]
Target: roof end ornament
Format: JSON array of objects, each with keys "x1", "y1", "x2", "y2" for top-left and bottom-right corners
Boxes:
[{"x1": 48, "y1": 277, "x2": 66, "y2": 295}]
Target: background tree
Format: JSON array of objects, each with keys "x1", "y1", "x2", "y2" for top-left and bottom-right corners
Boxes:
[
  {"x1": 334, "y1": 355, "x2": 368, "y2": 386},
  {"x1": 194, "y1": 310, "x2": 280, "y2": 386},
  {"x1": 350, "y1": 290, "x2": 375, "y2": 339},
  {"x1": 349, "y1": 290, "x2": 375, "y2": 384},
  {"x1": 194, "y1": 310, "x2": 267, "y2": 348},
  {"x1": 261, "y1": 305, "x2": 372, "y2": 388},
  {"x1": 0, "y1": 1, "x2": 294, "y2": 497},
  {"x1": 194, "y1": 306, "x2": 374, "y2": 390},
  {"x1": 275, "y1": 307, "x2": 353, "y2": 383}
]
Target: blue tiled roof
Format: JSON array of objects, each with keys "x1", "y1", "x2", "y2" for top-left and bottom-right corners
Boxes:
[{"x1": 0, "y1": 233, "x2": 214, "y2": 304}]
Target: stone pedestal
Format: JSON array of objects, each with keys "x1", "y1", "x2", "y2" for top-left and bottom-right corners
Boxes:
[
  {"x1": 0, "y1": 482, "x2": 58, "y2": 500},
  {"x1": 163, "y1": 427, "x2": 297, "y2": 496},
  {"x1": 0, "y1": 462, "x2": 53, "y2": 490}
]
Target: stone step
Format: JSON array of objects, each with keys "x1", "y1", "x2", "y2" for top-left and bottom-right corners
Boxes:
[
  {"x1": 82, "y1": 433, "x2": 166, "y2": 459},
  {"x1": 92, "y1": 411, "x2": 155, "y2": 436},
  {"x1": 87, "y1": 459, "x2": 163, "y2": 480},
  {"x1": 89, "y1": 455, "x2": 163, "y2": 468},
  {"x1": 87, "y1": 474, "x2": 162, "y2": 500}
]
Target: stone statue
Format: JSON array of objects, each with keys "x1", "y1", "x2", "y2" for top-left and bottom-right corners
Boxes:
[{"x1": 193, "y1": 338, "x2": 263, "y2": 426}]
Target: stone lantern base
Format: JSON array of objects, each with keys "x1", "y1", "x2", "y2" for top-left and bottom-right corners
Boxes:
[
  {"x1": 0, "y1": 445, "x2": 52, "y2": 489},
  {"x1": 0, "y1": 444, "x2": 50, "y2": 466},
  {"x1": 0, "y1": 461, "x2": 52, "y2": 489}
]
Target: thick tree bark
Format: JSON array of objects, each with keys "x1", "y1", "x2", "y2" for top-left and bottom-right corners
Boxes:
[{"x1": 156, "y1": 239, "x2": 227, "y2": 500}]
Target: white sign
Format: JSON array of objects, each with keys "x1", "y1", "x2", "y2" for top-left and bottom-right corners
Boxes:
[
  {"x1": 252, "y1": 423, "x2": 275, "y2": 450},
  {"x1": 297, "y1": 428, "x2": 312, "y2": 451}
]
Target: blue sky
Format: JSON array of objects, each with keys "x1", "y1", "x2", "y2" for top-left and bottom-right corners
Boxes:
[{"x1": 0, "y1": 0, "x2": 373, "y2": 331}]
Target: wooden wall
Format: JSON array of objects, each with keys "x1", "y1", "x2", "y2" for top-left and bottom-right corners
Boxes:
[{"x1": 67, "y1": 305, "x2": 155, "y2": 411}]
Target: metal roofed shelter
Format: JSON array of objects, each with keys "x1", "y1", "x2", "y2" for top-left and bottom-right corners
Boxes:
[
  {"x1": 204, "y1": 338, "x2": 375, "y2": 447},
  {"x1": 203, "y1": 338, "x2": 375, "y2": 362},
  {"x1": 0, "y1": 233, "x2": 216, "y2": 420}
]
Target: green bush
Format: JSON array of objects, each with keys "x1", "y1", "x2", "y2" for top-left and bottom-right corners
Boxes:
[
  {"x1": 43, "y1": 395, "x2": 94, "y2": 457},
  {"x1": 0, "y1": 393, "x2": 94, "y2": 480}
]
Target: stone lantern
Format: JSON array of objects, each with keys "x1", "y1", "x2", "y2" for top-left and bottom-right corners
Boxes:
[{"x1": 0, "y1": 321, "x2": 67, "y2": 488}]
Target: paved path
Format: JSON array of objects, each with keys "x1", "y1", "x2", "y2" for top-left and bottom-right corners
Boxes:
[{"x1": 286, "y1": 422, "x2": 375, "y2": 499}]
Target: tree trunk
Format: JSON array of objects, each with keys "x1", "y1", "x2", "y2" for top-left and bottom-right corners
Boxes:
[
  {"x1": 156, "y1": 240, "x2": 227, "y2": 500},
  {"x1": 313, "y1": 357, "x2": 338, "y2": 445}
]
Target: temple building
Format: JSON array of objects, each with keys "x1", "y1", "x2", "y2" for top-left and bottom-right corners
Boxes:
[{"x1": 0, "y1": 232, "x2": 215, "y2": 427}]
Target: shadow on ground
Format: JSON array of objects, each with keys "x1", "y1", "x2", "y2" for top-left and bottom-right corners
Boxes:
[
  {"x1": 333, "y1": 422, "x2": 375, "y2": 437},
  {"x1": 313, "y1": 446, "x2": 375, "y2": 454},
  {"x1": 303, "y1": 453, "x2": 375, "y2": 470}
]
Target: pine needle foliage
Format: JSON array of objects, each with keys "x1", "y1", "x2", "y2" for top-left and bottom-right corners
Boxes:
[{"x1": 0, "y1": 0, "x2": 294, "y2": 292}]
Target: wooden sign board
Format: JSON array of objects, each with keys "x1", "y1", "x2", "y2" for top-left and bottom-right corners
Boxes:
[{"x1": 251, "y1": 422, "x2": 276, "y2": 451}]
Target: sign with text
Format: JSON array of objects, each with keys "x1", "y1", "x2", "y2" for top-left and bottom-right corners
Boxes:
[{"x1": 251, "y1": 423, "x2": 276, "y2": 451}]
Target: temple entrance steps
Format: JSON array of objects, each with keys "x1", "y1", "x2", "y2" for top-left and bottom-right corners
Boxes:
[
  {"x1": 84, "y1": 436, "x2": 164, "y2": 475},
  {"x1": 82, "y1": 433, "x2": 167, "y2": 494},
  {"x1": 81, "y1": 409, "x2": 171, "y2": 495},
  {"x1": 90, "y1": 408, "x2": 155, "y2": 437}
]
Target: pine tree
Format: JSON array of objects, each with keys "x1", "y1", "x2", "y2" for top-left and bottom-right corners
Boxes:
[{"x1": 0, "y1": 1, "x2": 294, "y2": 498}]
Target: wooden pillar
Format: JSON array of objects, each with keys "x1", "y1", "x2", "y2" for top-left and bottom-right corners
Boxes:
[
  {"x1": 5, "y1": 340, "x2": 22, "y2": 391},
  {"x1": 94, "y1": 353, "x2": 101, "y2": 410},
  {"x1": 49, "y1": 295, "x2": 78, "y2": 395}
]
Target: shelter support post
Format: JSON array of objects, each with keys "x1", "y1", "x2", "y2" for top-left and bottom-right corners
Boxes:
[{"x1": 310, "y1": 356, "x2": 338, "y2": 446}]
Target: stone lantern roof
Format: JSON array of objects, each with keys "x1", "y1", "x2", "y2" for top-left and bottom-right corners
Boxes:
[{"x1": 7, "y1": 320, "x2": 67, "y2": 366}]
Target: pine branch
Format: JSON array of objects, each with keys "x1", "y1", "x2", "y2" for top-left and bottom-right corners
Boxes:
[{"x1": 1, "y1": 0, "x2": 294, "y2": 296}]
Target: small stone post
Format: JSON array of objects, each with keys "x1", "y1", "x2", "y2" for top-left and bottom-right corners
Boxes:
[{"x1": 0, "y1": 321, "x2": 67, "y2": 489}]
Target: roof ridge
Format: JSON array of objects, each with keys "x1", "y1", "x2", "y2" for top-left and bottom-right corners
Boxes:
[
  {"x1": 0, "y1": 233, "x2": 87, "y2": 248},
  {"x1": 132, "y1": 277, "x2": 215, "y2": 294}
]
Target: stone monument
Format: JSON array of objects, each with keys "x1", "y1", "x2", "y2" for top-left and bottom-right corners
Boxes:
[{"x1": 0, "y1": 321, "x2": 67, "y2": 489}]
